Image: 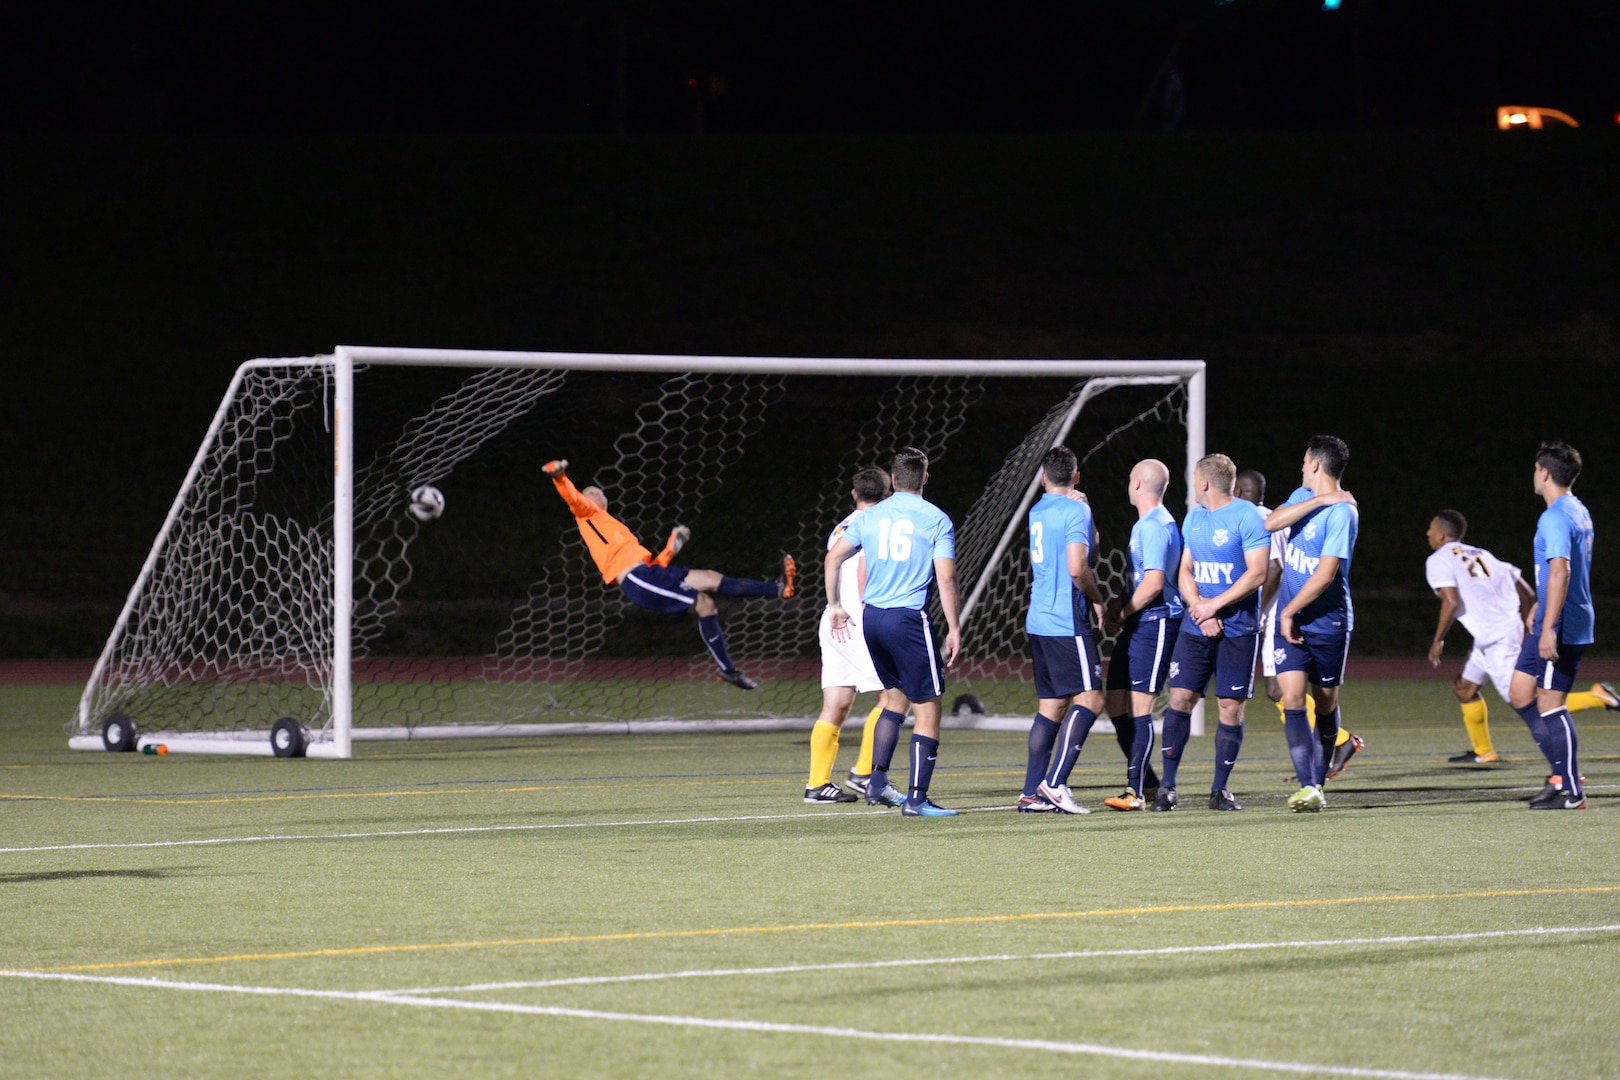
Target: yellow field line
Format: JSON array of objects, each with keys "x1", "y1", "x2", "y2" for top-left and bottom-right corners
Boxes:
[{"x1": 43, "y1": 885, "x2": 1620, "y2": 973}]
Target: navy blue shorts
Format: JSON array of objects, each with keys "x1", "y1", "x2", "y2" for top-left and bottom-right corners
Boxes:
[
  {"x1": 1105, "y1": 615, "x2": 1179, "y2": 695},
  {"x1": 863, "y1": 605, "x2": 945, "y2": 704},
  {"x1": 620, "y1": 563, "x2": 697, "y2": 614},
  {"x1": 1029, "y1": 633, "x2": 1104, "y2": 700},
  {"x1": 1274, "y1": 628, "x2": 1350, "y2": 687},
  {"x1": 1169, "y1": 628, "x2": 1260, "y2": 700},
  {"x1": 1513, "y1": 634, "x2": 1586, "y2": 693}
]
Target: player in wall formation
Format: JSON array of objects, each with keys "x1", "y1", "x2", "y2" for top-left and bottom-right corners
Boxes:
[{"x1": 807, "y1": 438, "x2": 1604, "y2": 815}]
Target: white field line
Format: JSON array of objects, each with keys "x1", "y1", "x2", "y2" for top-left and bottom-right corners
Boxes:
[
  {"x1": 0, "y1": 967, "x2": 1511, "y2": 1080},
  {"x1": 382, "y1": 923, "x2": 1620, "y2": 996},
  {"x1": 0, "y1": 809, "x2": 896, "y2": 855}
]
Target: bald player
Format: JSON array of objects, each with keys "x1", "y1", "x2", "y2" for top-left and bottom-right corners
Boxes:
[
  {"x1": 1100, "y1": 458, "x2": 1184, "y2": 811},
  {"x1": 544, "y1": 459, "x2": 794, "y2": 690}
]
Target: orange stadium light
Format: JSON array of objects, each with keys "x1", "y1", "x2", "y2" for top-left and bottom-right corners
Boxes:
[{"x1": 1497, "y1": 105, "x2": 1579, "y2": 130}]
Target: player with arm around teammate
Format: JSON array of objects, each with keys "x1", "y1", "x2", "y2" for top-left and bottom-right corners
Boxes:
[
  {"x1": 1019, "y1": 445, "x2": 1109, "y2": 815},
  {"x1": 1100, "y1": 459, "x2": 1184, "y2": 812},
  {"x1": 1265, "y1": 436, "x2": 1358, "y2": 813},
  {"x1": 1241, "y1": 469, "x2": 1364, "y2": 781},
  {"x1": 1508, "y1": 442, "x2": 1597, "y2": 810},
  {"x1": 1426, "y1": 508, "x2": 1614, "y2": 767},
  {"x1": 826, "y1": 447, "x2": 963, "y2": 817},
  {"x1": 805, "y1": 466, "x2": 894, "y2": 804},
  {"x1": 1157, "y1": 454, "x2": 1270, "y2": 811},
  {"x1": 544, "y1": 460, "x2": 793, "y2": 690}
]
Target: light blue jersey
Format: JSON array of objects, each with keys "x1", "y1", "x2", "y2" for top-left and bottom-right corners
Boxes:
[
  {"x1": 1276, "y1": 487, "x2": 1357, "y2": 635},
  {"x1": 1181, "y1": 497, "x2": 1270, "y2": 637},
  {"x1": 1127, "y1": 505, "x2": 1184, "y2": 622},
  {"x1": 1026, "y1": 492, "x2": 1094, "y2": 637},
  {"x1": 842, "y1": 491, "x2": 956, "y2": 610},
  {"x1": 1532, "y1": 493, "x2": 1595, "y2": 644}
]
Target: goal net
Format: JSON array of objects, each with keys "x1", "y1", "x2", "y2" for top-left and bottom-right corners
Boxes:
[{"x1": 70, "y1": 351, "x2": 1204, "y2": 756}]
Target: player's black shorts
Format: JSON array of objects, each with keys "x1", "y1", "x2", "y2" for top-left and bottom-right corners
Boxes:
[
  {"x1": 620, "y1": 563, "x2": 697, "y2": 614},
  {"x1": 863, "y1": 605, "x2": 945, "y2": 704},
  {"x1": 1514, "y1": 634, "x2": 1585, "y2": 694},
  {"x1": 1168, "y1": 628, "x2": 1260, "y2": 700},
  {"x1": 1105, "y1": 615, "x2": 1179, "y2": 695},
  {"x1": 1029, "y1": 633, "x2": 1103, "y2": 700}
]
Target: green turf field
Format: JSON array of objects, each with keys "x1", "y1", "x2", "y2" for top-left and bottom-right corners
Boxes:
[{"x1": 3, "y1": 681, "x2": 1616, "y2": 1078}]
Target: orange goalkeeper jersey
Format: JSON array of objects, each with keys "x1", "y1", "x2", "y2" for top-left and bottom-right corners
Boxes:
[{"x1": 551, "y1": 474, "x2": 676, "y2": 584}]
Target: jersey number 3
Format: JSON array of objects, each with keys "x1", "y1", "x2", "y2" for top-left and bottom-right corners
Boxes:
[{"x1": 1030, "y1": 521, "x2": 1045, "y2": 564}]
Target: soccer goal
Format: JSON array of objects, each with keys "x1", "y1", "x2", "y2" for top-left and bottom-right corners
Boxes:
[{"x1": 69, "y1": 349, "x2": 1205, "y2": 757}]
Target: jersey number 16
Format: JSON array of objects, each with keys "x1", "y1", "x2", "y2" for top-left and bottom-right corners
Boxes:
[{"x1": 875, "y1": 518, "x2": 914, "y2": 562}]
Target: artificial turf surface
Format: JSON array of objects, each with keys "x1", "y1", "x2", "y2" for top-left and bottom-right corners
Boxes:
[{"x1": 2, "y1": 680, "x2": 1616, "y2": 1078}]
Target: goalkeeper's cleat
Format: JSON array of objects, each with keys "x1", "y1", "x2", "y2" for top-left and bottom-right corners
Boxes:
[
  {"x1": 805, "y1": 782, "x2": 858, "y2": 804},
  {"x1": 716, "y1": 668, "x2": 758, "y2": 690},
  {"x1": 1449, "y1": 748, "x2": 1500, "y2": 764},
  {"x1": 845, "y1": 771, "x2": 871, "y2": 795},
  {"x1": 866, "y1": 782, "x2": 906, "y2": 807},
  {"x1": 1325, "y1": 733, "x2": 1363, "y2": 779},
  {"x1": 1208, "y1": 788, "x2": 1243, "y2": 811},
  {"x1": 902, "y1": 798, "x2": 959, "y2": 817},
  {"x1": 668, "y1": 525, "x2": 691, "y2": 555},
  {"x1": 1036, "y1": 781, "x2": 1090, "y2": 814},
  {"x1": 1103, "y1": 789, "x2": 1144, "y2": 812},
  {"x1": 1288, "y1": 785, "x2": 1326, "y2": 813},
  {"x1": 1596, "y1": 682, "x2": 1620, "y2": 710},
  {"x1": 1150, "y1": 786, "x2": 1178, "y2": 812},
  {"x1": 779, "y1": 554, "x2": 797, "y2": 598},
  {"x1": 1017, "y1": 793, "x2": 1059, "y2": 813},
  {"x1": 542, "y1": 458, "x2": 568, "y2": 478}
]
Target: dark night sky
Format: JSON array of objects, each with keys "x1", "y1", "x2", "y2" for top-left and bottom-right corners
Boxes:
[{"x1": 5, "y1": 0, "x2": 1617, "y2": 136}]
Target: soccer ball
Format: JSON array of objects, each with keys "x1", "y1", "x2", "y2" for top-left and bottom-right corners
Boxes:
[{"x1": 408, "y1": 485, "x2": 445, "y2": 522}]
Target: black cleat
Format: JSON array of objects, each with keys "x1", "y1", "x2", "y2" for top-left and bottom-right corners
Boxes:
[
  {"x1": 1529, "y1": 785, "x2": 1586, "y2": 810},
  {"x1": 1600, "y1": 682, "x2": 1620, "y2": 711},
  {"x1": 716, "y1": 668, "x2": 758, "y2": 690},
  {"x1": 805, "y1": 782, "x2": 858, "y2": 804},
  {"x1": 845, "y1": 772, "x2": 871, "y2": 796},
  {"x1": 1326, "y1": 733, "x2": 1364, "y2": 779},
  {"x1": 1208, "y1": 788, "x2": 1243, "y2": 811},
  {"x1": 1150, "y1": 786, "x2": 1178, "y2": 812}
]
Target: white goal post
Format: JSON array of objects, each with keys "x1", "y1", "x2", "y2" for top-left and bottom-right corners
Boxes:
[{"x1": 70, "y1": 349, "x2": 1206, "y2": 757}]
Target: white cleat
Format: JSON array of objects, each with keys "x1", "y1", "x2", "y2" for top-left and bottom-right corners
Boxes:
[{"x1": 1036, "y1": 781, "x2": 1091, "y2": 815}]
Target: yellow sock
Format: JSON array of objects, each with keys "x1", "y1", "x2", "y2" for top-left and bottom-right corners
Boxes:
[
  {"x1": 854, "y1": 706, "x2": 880, "y2": 776},
  {"x1": 1566, "y1": 691, "x2": 1603, "y2": 713},
  {"x1": 808, "y1": 720, "x2": 841, "y2": 788},
  {"x1": 1460, "y1": 698, "x2": 1493, "y2": 755}
]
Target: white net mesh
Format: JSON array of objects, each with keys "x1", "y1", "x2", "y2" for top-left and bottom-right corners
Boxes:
[{"x1": 73, "y1": 358, "x2": 1191, "y2": 746}]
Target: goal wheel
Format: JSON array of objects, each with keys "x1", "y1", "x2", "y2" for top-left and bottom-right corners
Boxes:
[
  {"x1": 270, "y1": 718, "x2": 308, "y2": 758},
  {"x1": 950, "y1": 694, "x2": 985, "y2": 717},
  {"x1": 102, "y1": 713, "x2": 138, "y2": 752}
]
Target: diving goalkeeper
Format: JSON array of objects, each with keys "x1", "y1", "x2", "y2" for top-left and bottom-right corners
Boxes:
[{"x1": 544, "y1": 459, "x2": 795, "y2": 689}]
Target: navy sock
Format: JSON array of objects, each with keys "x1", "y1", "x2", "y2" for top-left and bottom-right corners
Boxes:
[
  {"x1": 697, "y1": 614, "x2": 735, "y2": 672},
  {"x1": 1282, "y1": 708, "x2": 1315, "y2": 787},
  {"x1": 907, "y1": 733, "x2": 940, "y2": 804},
  {"x1": 1113, "y1": 715, "x2": 1134, "y2": 762},
  {"x1": 1212, "y1": 721, "x2": 1244, "y2": 792},
  {"x1": 1515, "y1": 702, "x2": 1556, "y2": 771},
  {"x1": 716, "y1": 575, "x2": 779, "y2": 598},
  {"x1": 1045, "y1": 704, "x2": 1099, "y2": 787},
  {"x1": 1542, "y1": 708, "x2": 1580, "y2": 793},
  {"x1": 1025, "y1": 716, "x2": 1060, "y2": 797},
  {"x1": 1316, "y1": 706, "x2": 1341, "y2": 786},
  {"x1": 1127, "y1": 714, "x2": 1155, "y2": 793},
  {"x1": 868, "y1": 709, "x2": 905, "y2": 791},
  {"x1": 1159, "y1": 708, "x2": 1192, "y2": 788}
]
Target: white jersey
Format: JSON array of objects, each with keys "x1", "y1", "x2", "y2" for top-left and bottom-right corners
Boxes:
[
  {"x1": 1258, "y1": 503, "x2": 1284, "y2": 621},
  {"x1": 1424, "y1": 542, "x2": 1525, "y2": 646},
  {"x1": 820, "y1": 508, "x2": 881, "y2": 692}
]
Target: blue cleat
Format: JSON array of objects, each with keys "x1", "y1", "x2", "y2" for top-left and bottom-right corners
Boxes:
[
  {"x1": 866, "y1": 783, "x2": 905, "y2": 807},
  {"x1": 901, "y1": 798, "x2": 959, "y2": 817}
]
